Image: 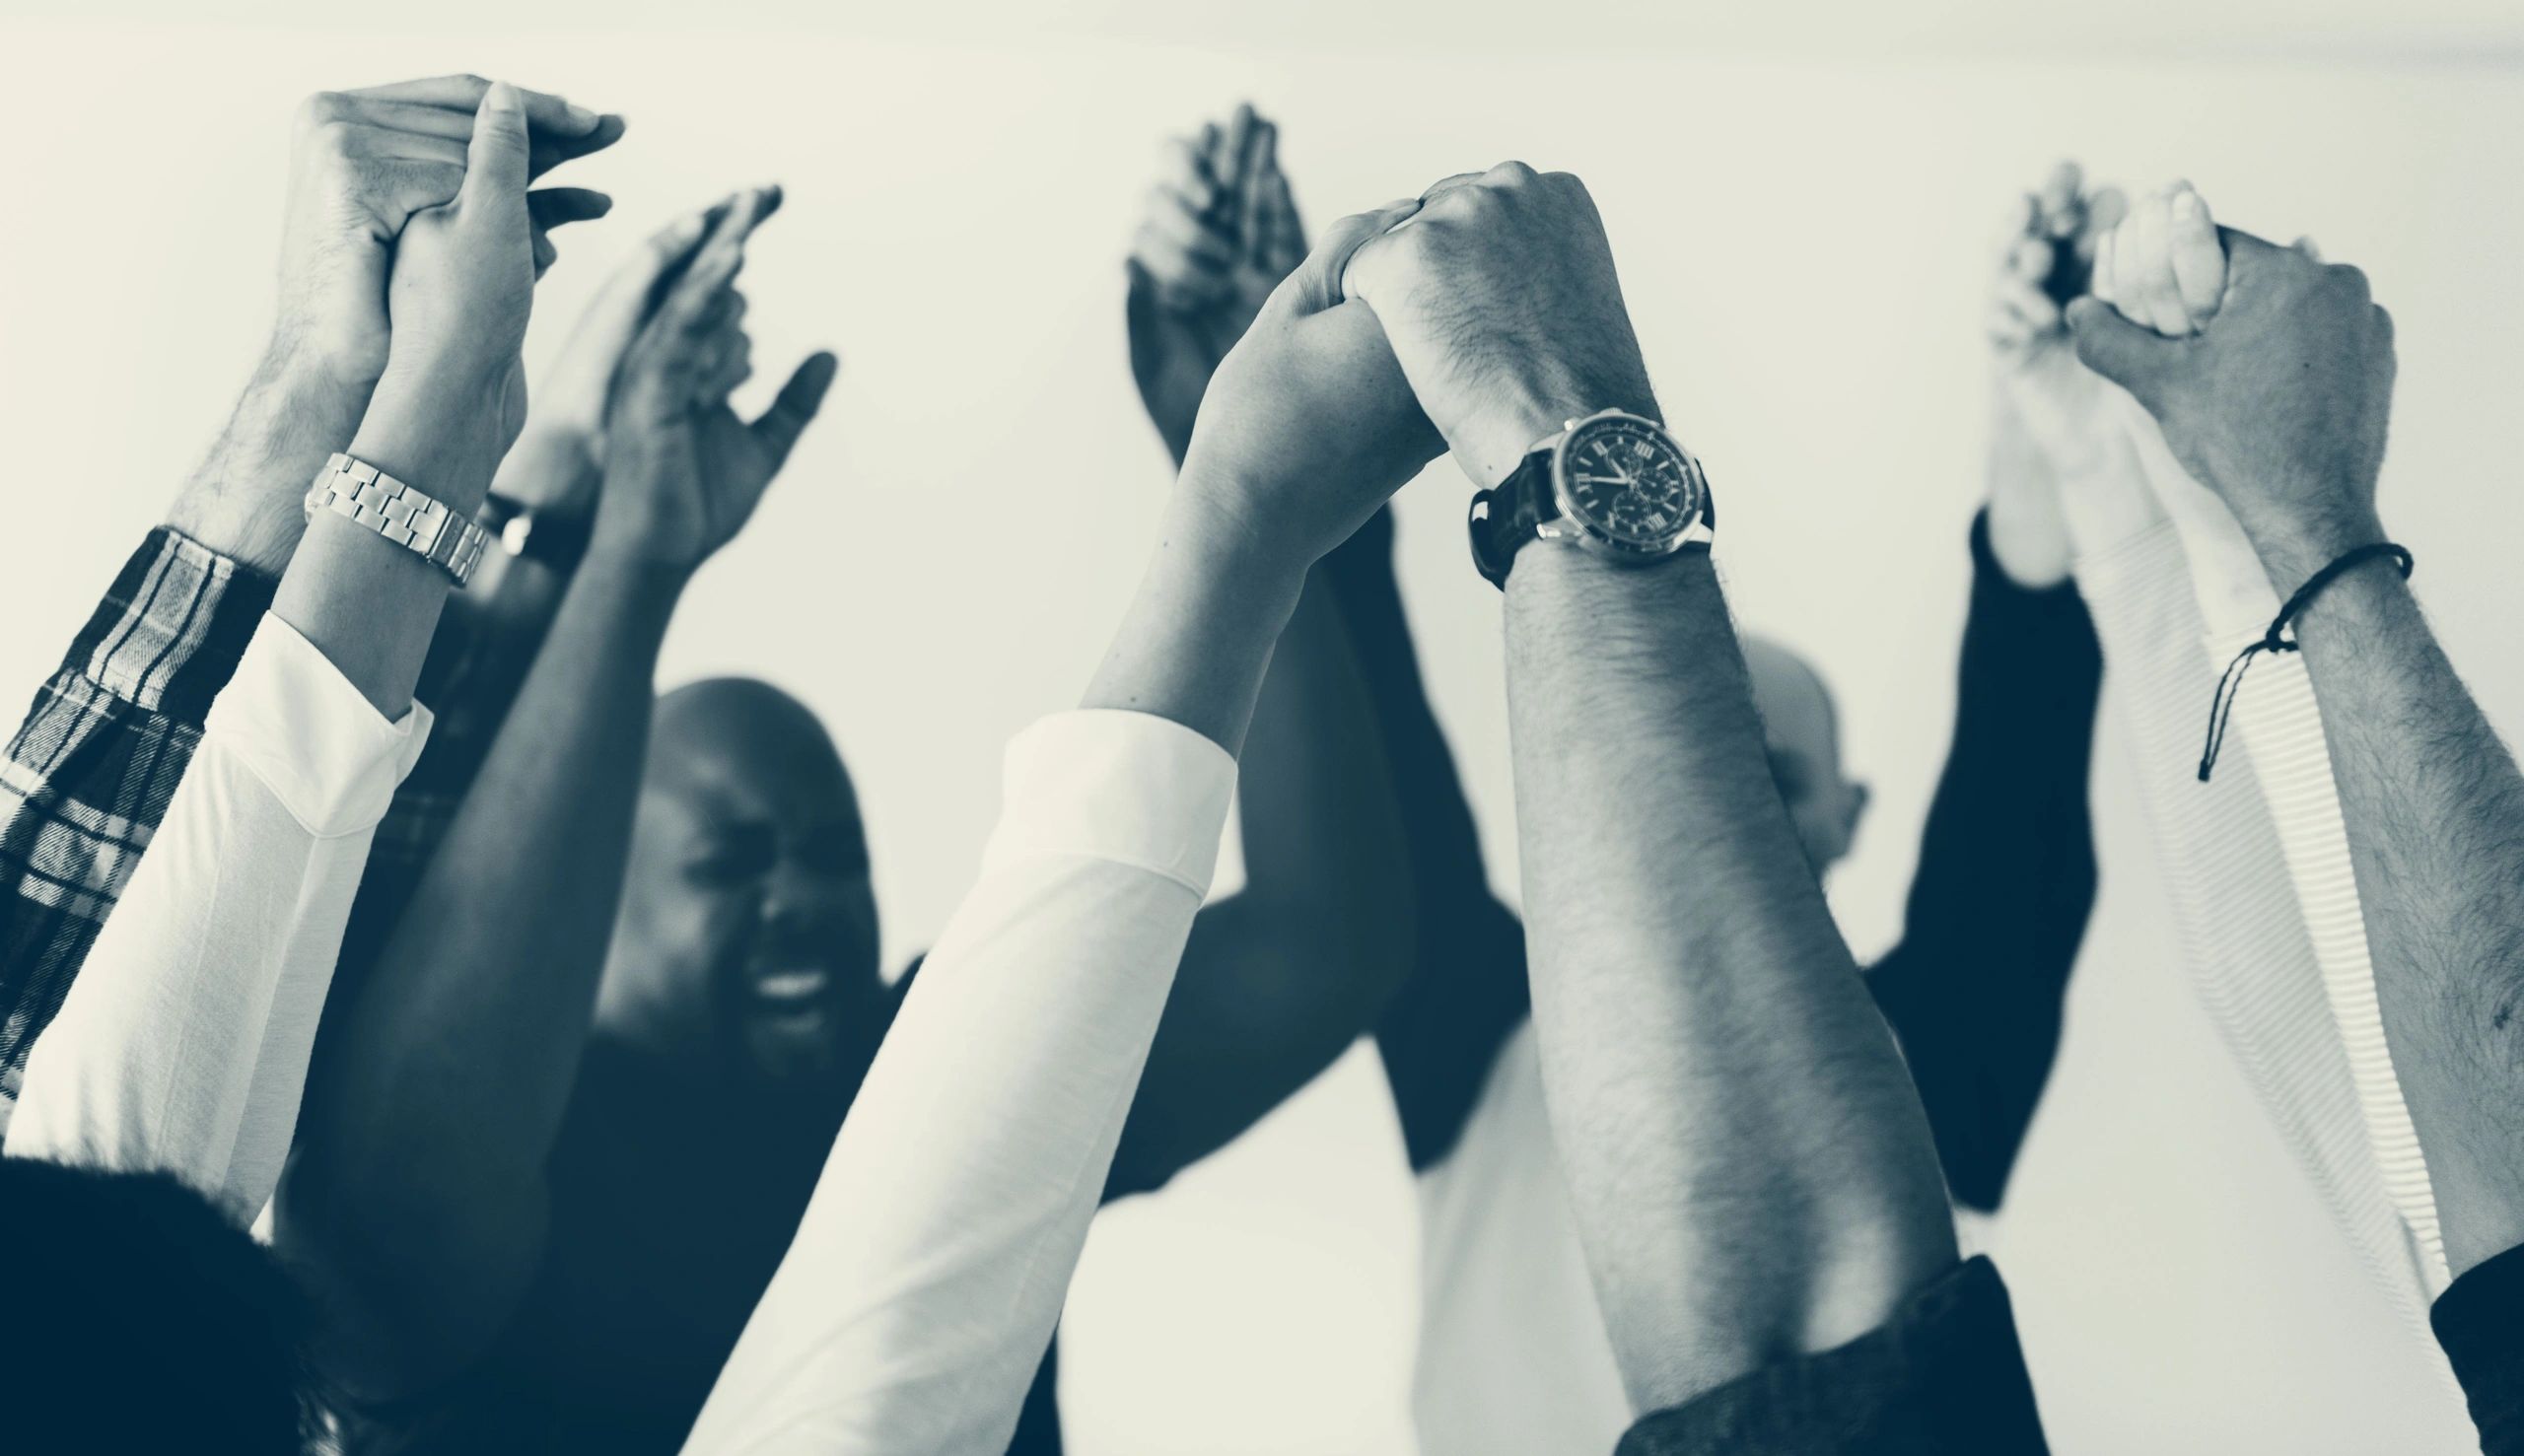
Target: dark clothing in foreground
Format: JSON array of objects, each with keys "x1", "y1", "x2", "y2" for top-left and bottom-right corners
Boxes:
[
  {"x1": 2435, "y1": 1242, "x2": 2524, "y2": 1455},
  {"x1": 1368, "y1": 512, "x2": 2106, "y2": 1213},
  {"x1": 1616, "y1": 1256, "x2": 2049, "y2": 1456}
]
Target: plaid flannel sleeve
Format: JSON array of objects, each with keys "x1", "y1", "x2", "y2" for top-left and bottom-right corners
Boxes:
[{"x1": 0, "y1": 529, "x2": 276, "y2": 1131}]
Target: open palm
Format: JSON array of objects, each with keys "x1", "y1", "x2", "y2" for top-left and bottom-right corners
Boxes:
[{"x1": 1127, "y1": 104, "x2": 1307, "y2": 465}]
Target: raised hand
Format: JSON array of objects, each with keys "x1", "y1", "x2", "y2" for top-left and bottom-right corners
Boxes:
[
  {"x1": 1172, "y1": 198, "x2": 1443, "y2": 576},
  {"x1": 495, "y1": 191, "x2": 771, "y2": 515},
  {"x1": 354, "y1": 82, "x2": 559, "y2": 507},
  {"x1": 2069, "y1": 214, "x2": 2397, "y2": 588},
  {"x1": 2090, "y1": 181, "x2": 2225, "y2": 339},
  {"x1": 2079, "y1": 183, "x2": 2271, "y2": 584},
  {"x1": 1127, "y1": 104, "x2": 1308, "y2": 465},
  {"x1": 1337, "y1": 163, "x2": 1654, "y2": 489},
  {"x1": 591, "y1": 193, "x2": 839, "y2": 571},
  {"x1": 1989, "y1": 164, "x2": 2131, "y2": 471},
  {"x1": 1985, "y1": 161, "x2": 2131, "y2": 584},
  {"x1": 277, "y1": 74, "x2": 623, "y2": 386}
]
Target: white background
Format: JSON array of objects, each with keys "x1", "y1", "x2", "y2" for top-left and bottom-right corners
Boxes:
[{"x1": 2, "y1": 4, "x2": 2520, "y2": 1452}]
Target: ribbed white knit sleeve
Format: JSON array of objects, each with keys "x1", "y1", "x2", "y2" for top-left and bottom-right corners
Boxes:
[
  {"x1": 2119, "y1": 407, "x2": 2449, "y2": 1298},
  {"x1": 2075, "y1": 520, "x2": 2443, "y2": 1355}
]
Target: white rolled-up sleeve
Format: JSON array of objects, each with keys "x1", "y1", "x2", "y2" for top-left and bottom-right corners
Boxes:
[
  {"x1": 680, "y1": 709, "x2": 1236, "y2": 1456},
  {"x1": 4, "y1": 613, "x2": 430, "y2": 1225}
]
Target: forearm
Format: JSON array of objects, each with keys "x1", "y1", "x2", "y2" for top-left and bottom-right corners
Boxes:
[
  {"x1": 6, "y1": 618, "x2": 423, "y2": 1221},
  {"x1": 1506, "y1": 546, "x2": 1955, "y2": 1415},
  {"x1": 685, "y1": 715, "x2": 1234, "y2": 1456},
  {"x1": 2287, "y1": 563, "x2": 2524, "y2": 1280},
  {"x1": 1868, "y1": 515, "x2": 2100, "y2": 1213},
  {"x1": 283, "y1": 546, "x2": 680, "y2": 1376},
  {"x1": 165, "y1": 341, "x2": 375, "y2": 579},
  {"x1": 268, "y1": 387, "x2": 511, "y2": 718},
  {"x1": 1083, "y1": 491, "x2": 1306, "y2": 758},
  {"x1": 1237, "y1": 570, "x2": 1410, "y2": 925},
  {"x1": 1326, "y1": 523, "x2": 1535, "y2": 1168},
  {"x1": 1111, "y1": 568, "x2": 1413, "y2": 1194},
  {"x1": 2128, "y1": 415, "x2": 2450, "y2": 1289}
]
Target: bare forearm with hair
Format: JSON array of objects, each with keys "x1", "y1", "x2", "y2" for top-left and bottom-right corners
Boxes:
[
  {"x1": 166, "y1": 342, "x2": 374, "y2": 577},
  {"x1": 2288, "y1": 564, "x2": 2524, "y2": 1279},
  {"x1": 1505, "y1": 546, "x2": 1957, "y2": 1415},
  {"x1": 1111, "y1": 566, "x2": 1414, "y2": 1195},
  {"x1": 280, "y1": 547, "x2": 684, "y2": 1395}
]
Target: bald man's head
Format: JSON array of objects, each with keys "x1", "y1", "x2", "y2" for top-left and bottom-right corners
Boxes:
[
  {"x1": 597, "y1": 678, "x2": 887, "y2": 1094},
  {"x1": 1742, "y1": 636, "x2": 1868, "y2": 875}
]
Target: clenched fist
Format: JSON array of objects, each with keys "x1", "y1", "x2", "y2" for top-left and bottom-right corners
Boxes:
[
  {"x1": 1339, "y1": 163, "x2": 1656, "y2": 488},
  {"x1": 2069, "y1": 225, "x2": 2397, "y2": 587},
  {"x1": 1175, "y1": 199, "x2": 1443, "y2": 575}
]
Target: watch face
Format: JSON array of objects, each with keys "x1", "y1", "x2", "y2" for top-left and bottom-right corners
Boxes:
[{"x1": 1558, "y1": 416, "x2": 1702, "y2": 549}]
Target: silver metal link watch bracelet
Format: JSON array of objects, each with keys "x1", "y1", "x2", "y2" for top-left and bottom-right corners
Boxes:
[{"x1": 303, "y1": 451, "x2": 493, "y2": 588}]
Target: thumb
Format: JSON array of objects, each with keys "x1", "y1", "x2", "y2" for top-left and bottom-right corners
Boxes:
[
  {"x1": 1277, "y1": 197, "x2": 1421, "y2": 317},
  {"x1": 746, "y1": 351, "x2": 841, "y2": 468},
  {"x1": 2066, "y1": 295, "x2": 2183, "y2": 405},
  {"x1": 461, "y1": 80, "x2": 534, "y2": 205}
]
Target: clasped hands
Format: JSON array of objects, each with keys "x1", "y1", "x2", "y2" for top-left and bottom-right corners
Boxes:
[
  {"x1": 1990, "y1": 164, "x2": 2402, "y2": 595},
  {"x1": 1172, "y1": 161, "x2": 1658, "y2": 583}
]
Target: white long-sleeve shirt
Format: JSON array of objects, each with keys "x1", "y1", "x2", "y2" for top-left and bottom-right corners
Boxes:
[
  {"x1": 4, "y1": 614, "x2": 430, "y2": 1225},
  {"x1": 2118, "y1": 406, "x2": 2449, "y2": 1296},
  {"x1": 679, "y1": 709, "x2": 1236, "y2": 1456},
  {"x1": 2073, "y1": 516, "x2": 2445, "y2": 1357}
]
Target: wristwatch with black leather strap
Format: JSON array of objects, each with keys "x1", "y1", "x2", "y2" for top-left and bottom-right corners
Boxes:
[
  {"x1": 1467, "y1": 409, "x2": 1715, "y2": 590},
  {"x1": 304, "y1": 451, "x2": 494, "y2": 588},
  {"x1": 475, "y1": 491, "x2": 595, "y2": 571}
]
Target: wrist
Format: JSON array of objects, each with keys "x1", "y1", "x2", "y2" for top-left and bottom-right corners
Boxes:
[
  {"x1": 1171, "y1": 464, "x2": 1321, "y2": 587},
  {"x1": 1459, "y1": 376, "x2": 1661, "y2": 490},
  {"x1": 2240, "y1": 504, "x2": 2389, "y2": 596},
  {"x1": 352, "y1": 371, "x2": 512, "y2": 517},
  {"x1": 1505, "y1": 533, "x2": 1722, "y2": 652},
  {"x1": 583, "y1": 505, "x2": 708, "y2": 581},
  {"x1": 164, "y1": 340, "x2": 386, "y2": 577},
  {"x1": 490, "y1": 428, "x2": 601, "y2": 516}
]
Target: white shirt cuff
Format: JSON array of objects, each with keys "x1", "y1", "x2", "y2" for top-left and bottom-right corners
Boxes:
[
  {"x1": 984, "y1": 709, "x2": 1237, "y2": 896},
  {"x1": 204, "y1": 614, "x2": 433, "y2": 838}
]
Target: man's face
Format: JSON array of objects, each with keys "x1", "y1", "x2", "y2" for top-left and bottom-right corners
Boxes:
[
  {"x1": 598, "y1": 682, "x2": 888, "y2": 1092},
  {"x1": 1743, "y1": 639, "x2": 1869, "y2": 876}
]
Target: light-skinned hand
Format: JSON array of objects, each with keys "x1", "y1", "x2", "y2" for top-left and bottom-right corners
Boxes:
[
  {"x1": 2082, "y1": 184, "x2": 2270, "y2": 587},
  {"x1": 1127, "y1": 104, "x2": 1307, "y2": 463},
  {"x1": 2090, "y1": 181, "x2": 2225, "y2": 339},
  {"x1": 277, "y1": 74, "x2": 622, "y2": 386},
  {"x1": 1985, "y1": 161, "x2": 2133, "y2": 584},
  {"x1": 2070, "y1": 215, "x2": 2396, "y2": 588},
  {"x1": 1338, "y1": 163, "x2": 1655, "y2": 490},
  {"x1": 1175, "y1": 197, "x2": 1444, "y2": 576},
  {"x1": 591, "y1": 195, "x2": 838, "y2": 571}
]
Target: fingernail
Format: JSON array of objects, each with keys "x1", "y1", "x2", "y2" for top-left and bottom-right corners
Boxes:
[{"x1": 564, "y1": 101, "x2": 599, "y2": 130}]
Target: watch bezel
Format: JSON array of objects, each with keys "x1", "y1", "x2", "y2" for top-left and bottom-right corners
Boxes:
[{"x1": 1546, "y1": 409, "x2": 1712, "y2": 561}]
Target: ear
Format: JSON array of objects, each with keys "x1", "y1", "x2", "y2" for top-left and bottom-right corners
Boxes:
[{"x1": 1843, "y1": 779, "x2": 1871, "y2": 845}]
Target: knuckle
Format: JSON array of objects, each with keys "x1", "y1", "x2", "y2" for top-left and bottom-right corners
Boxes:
[
  {"x1": 1488, "y1": 159, "x2": 1539, "y2": 184},
  {"x1": 295, "y1": 92, "x2": 348, "y2": 128}
]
